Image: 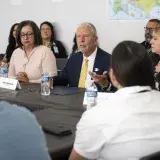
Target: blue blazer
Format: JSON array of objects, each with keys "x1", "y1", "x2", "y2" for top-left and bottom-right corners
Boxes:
[{"x1": 54, "y1": 48, "x2": 111, "y2": 90}]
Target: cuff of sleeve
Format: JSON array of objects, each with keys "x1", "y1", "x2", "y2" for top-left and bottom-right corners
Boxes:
[{"x1": 74, "y1": 145, "x2": 98, "y2": 160}]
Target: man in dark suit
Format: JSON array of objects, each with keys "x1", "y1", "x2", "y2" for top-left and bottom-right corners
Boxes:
[{"x1": 53, "y1": 22, "x2": 110, "y2": 91}]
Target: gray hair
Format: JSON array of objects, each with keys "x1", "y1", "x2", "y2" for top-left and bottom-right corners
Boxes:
[{"x1": 77, "y1": 22, "x2": 97, "y2": 37}]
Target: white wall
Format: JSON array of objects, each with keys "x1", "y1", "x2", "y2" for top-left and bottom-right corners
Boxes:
[{"x1": 0, "y1": 0, "x2": 148, "y2": 55}]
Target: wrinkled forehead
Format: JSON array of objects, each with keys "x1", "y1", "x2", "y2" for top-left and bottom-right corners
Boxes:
[{"x1": 146, "y1": 21, "x2": 157, "y2": 28}]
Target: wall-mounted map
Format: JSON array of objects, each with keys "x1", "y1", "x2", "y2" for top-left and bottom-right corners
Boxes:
[{"x1": 109, "y1": 0, "x2": 160, "y2": 20}]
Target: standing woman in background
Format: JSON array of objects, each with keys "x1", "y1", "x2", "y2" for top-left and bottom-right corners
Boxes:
[
  {"x1": 40, "y1": 21, "x2": 68, "y2": 58},
  {"x1": 8, "y1": 20, "x2": 57, "y2": 83},
  {"x1": 4, "y1": 23, "x2": 19, "y2": 62}
]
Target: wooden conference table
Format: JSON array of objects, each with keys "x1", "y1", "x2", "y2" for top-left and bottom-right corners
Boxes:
[{"x1": 0, "y1": 83, "x2": 86, "y2": 159}]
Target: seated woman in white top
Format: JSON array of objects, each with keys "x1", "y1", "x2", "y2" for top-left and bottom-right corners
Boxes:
[
  {"x1": 69, "y1": 41, "x2": 160, "y2": 160},
  {"x1": 8, "y1": 20, "x2": 57, "y2": 83}
]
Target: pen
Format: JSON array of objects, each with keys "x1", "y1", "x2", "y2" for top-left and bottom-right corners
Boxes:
[{"x1": 28, "y1": 88, "x2": 34, "y2": 92}]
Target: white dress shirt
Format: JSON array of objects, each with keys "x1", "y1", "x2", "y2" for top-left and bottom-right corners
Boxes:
[
  {"x1": 74, "y1": 86, "x2": 160, "y2": 160},
  {"x1": 81, "y1": 48, "x2": 97, "y2": 88}
]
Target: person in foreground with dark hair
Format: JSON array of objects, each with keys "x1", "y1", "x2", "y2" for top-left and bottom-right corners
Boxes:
[
  {"x1": 0, "y1": 101, "x2": 51, "y2": 160},
  {"x1": 8, "y1": 20, "x2": 57, "y2": 83},
  {"x1": 69, "y1": 41, "x2": 160, "y2": 160},
  {"x1": 40, "y1": 21, "x2": 68, "y2": 58}
]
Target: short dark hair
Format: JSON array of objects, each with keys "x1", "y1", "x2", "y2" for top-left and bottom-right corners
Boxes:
[
  {"x1": 40, "y1": 21, "x2": 55, "y2": 42},
  {"x1": 16, "y1": 20, "x2": 42, "y2": 48},
  {"x1": 148, "y1": 19, "x2": 160, "y2": 24},
  {"x1": 111, "y1": 41, "x2": 155, "y2": 89}
]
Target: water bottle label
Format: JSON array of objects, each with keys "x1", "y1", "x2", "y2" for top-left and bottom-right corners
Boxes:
[
  {"x1": 0, "y1": 67, "x2": 8, "y2": 74},
  {"x1": 86, "y1": 91, "x2": 97, "y2": 97},
  {"x1": 41, "y1": 75, "x2": 49, "y2": 82}
]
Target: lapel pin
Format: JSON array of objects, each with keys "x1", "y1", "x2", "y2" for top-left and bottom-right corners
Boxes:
[{"x1": 94, "y1": 68, "x2": 99, "y2": 72}]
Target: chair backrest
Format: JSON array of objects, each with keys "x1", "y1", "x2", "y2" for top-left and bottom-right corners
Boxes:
[
  {"x1": 56, "y1": 58, "x2": 68, "y2": 71},
  {"x1": 140, "y1": 151, "x2": 160, "y2": 160}
]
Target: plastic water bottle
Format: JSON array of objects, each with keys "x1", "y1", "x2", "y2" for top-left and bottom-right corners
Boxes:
[
  {"x1": 0, "y1": 63, "x2": 8, "y2": 78},
  {"x1": 86, "y1": 81, "x2": 98, "y2": 109},
  {"x1": 41, "y1": 73, "x2": 50, "y2": 96}
]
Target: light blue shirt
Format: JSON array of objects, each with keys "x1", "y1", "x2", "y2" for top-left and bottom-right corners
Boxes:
[{"x1": 0, "y1": 101, "x2": 51, "y2": 160}]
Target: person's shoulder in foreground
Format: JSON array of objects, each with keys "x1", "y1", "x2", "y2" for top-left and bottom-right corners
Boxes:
[
  {"x1": 71, "y1": 87, "x2": 160, "y2": 160},
  {"x1": 69, "y1": 40, "x2": 160, "y2": 160},
  {"x1": 0, "y1": 101, "x2": 51, "y2": 160}
]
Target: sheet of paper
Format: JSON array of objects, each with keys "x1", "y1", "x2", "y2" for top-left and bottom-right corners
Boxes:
[{"x1": 83, "y1": 92, "x2": 114, "y2": 106}]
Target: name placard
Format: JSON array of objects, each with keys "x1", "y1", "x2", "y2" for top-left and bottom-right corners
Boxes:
[{"x1": 0, "y1": 77, "x2": 21, "y2": 90}]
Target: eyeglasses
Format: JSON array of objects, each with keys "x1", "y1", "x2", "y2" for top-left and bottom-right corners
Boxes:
[
  {"x1": 144, "y1": 27, "x2": 154, "y2": 32},
  {"x1": 20, "y1": 32, "x2": 34, "y2": 38}
]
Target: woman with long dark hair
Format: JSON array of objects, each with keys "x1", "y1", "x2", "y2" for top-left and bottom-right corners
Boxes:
[{"x1": 4, "y1": 23, "x2": 19, "y2": 62}]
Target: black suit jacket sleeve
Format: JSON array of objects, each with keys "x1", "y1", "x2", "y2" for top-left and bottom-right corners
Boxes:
[{"x1": 53, "y1": 53, "x2": 83, "y2": 87}]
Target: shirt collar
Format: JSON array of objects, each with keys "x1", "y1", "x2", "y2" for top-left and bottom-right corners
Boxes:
[
  {"x1": 83, "y1": 47, "x2": 97, "y2": 61},
  {"x1": 115, "y1": 86, "x2": 152, "y2": 97}
]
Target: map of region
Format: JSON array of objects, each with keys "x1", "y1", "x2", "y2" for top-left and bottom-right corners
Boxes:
[{"x1": 109, "y1": 0, "x2": 160, "y2": 20}]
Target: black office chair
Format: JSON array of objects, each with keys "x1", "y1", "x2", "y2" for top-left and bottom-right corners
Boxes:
[
  {"x1": 140, "y1": 151, "x2": 160, "y2": 160},
  {"x1": 56, "y1": 58, "x2": 68, "y2": 74}
]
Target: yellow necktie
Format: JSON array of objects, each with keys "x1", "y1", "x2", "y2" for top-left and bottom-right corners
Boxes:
[{"x1": 78, "y1": 58, "x2": 88, "y2": 88}]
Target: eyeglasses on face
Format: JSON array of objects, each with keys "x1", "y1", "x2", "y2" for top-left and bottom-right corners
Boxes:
[
  {"x1": 20, "y1": 32, "x2": 34, "y2": 38},
  {"x1": 144, "y1": 27, "x2": 154, "y2": 32}
]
